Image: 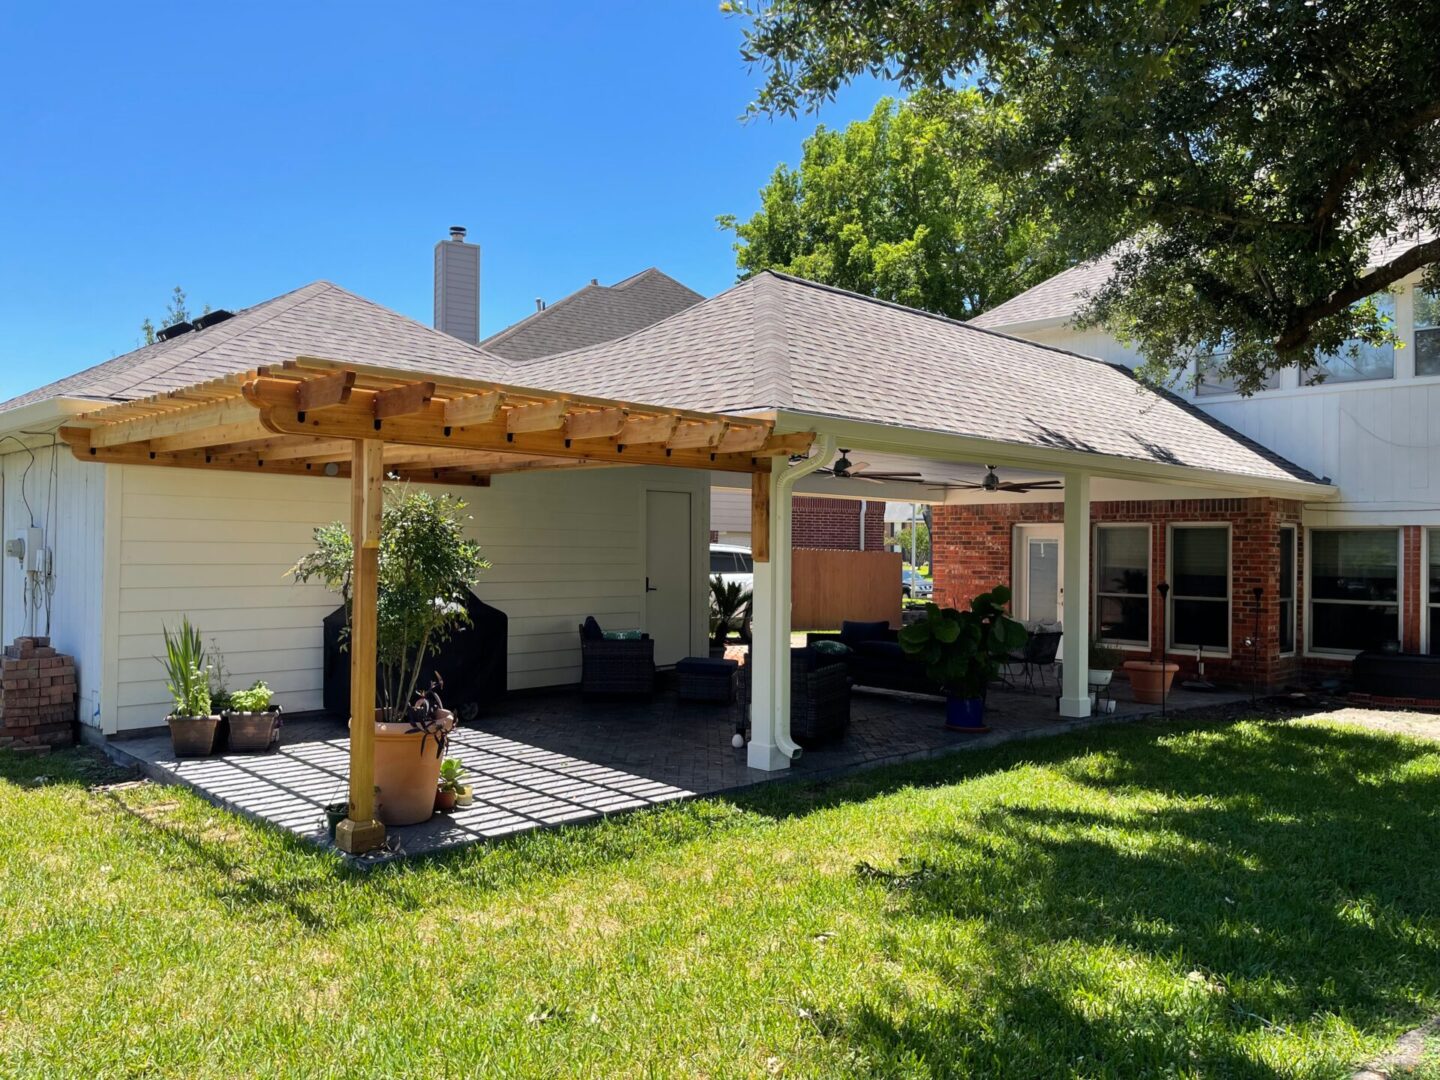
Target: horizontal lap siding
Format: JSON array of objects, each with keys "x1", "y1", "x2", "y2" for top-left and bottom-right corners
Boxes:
[{"x1": 113, "y1": 464, "x2": 699, "y2": 731}]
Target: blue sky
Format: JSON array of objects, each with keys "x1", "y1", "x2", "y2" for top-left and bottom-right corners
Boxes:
[{"x1": 0, "y1": 3, "x2": 886, "y2": 401}]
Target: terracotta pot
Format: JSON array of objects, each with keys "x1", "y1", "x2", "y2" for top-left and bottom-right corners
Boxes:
[
  {"x1": 1123, "y1": 661, "x2": 1180, "y2": 704},
  {"x1": 167, "y1": 714, "x2": 221, "y2": 757},
  {"x1": 224, "y1": 710, "x2": 281, "y2": 752},
  {"x1": 435, "y1": 789, "x2": 457, "y2": 812},
  {"x1": 366, "y1": 708, "x2": 455, "y2": 826}
]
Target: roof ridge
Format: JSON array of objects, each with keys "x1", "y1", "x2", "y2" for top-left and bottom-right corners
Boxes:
[{"x1": 749, "y1": 273, "x2": 792, "y2": 409}]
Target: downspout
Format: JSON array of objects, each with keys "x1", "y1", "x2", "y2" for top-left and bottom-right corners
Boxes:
[
  {"x1": 859, "y1": 499, "x2": 867, "y2": 550},
  {"x1": 768, "y1": 433, "x2": 836, "y2": 762}
]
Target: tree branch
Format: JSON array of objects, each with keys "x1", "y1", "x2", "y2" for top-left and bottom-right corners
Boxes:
[
  {"x1": 1312, "y1": 101, "x2": 1440, "y2": 230},
  {"x1": 1275, "y1": 235, "x2": 1440, "y2": 352}
]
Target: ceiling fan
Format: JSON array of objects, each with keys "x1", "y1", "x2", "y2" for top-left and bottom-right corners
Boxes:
[
  {"x1": 953, "y1": 465, "x2": 1064, "y2": 494},
  {"x1": 814, "y1": 449, "x2": 926, "y2": 484}
]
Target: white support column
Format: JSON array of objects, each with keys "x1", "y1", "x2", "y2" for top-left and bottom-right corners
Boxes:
[
  {"x1": 748, "y1": 434, "x2": 835, "y2": 771},
  {"x1": 1059, "y1": 471, "x2": 1092, "y2": 718}
]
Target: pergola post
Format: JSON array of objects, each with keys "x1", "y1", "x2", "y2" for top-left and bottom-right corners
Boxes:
[
  {"x1": 335, "y1": 439, "x2": 386, "y2": 854},
  {"x1": 747, "y1": 465, "x2": 791, "y2": 771},
  {"x1": 1058, "y1": 471, "x2": 1092, "y2": 718}
]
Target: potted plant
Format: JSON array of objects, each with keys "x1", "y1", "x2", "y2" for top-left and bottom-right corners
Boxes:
[
  {"x1": 224, "y1": 680, "x2": 281, "y2": 752},
  {"x1": 709, "y1": 575, "x2": 752, "y2": 658},
  {"x1": 1123, "y1": 656, "x2": 1180, "y2": 703},
  {"x1": 292, "y1": 488, "x2": 489, "y2": 826},
  {"x1": 898, "y1": 586, "x2": 1029, "y2": 732},
  {"x1": 436, "y1": 757, "x2": 468, "y2": 811},
  {"x1": 1088, "y1": 642, "x2": 1124, "y2": 689},
  {"x1": 159, "y1": 617, "x2": 220, "y2": 756}
]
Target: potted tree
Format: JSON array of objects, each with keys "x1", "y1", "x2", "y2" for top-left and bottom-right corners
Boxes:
[
  {"x1": 898, "y1": 586, "x2": 1029, "y2": 732},
  {"x1": 224, "y1": 680, "x2": 281, "y2": 752},
  {"x1": 159, "y1": 617, "x2": 221, "y2": 756},
  {"x1": 709, "y1": 575, "x2": 752, "y2": 658},
  {"x1": 292, "y1": 488, "x2": 489, "y2": 826}
]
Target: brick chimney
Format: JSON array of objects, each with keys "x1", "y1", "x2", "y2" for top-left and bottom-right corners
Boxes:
[{"x1": 434, "y1": 225, "x2": 480, "y2": 343}]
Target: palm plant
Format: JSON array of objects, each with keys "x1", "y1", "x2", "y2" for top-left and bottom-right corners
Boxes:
[
  {"x1": 709, "y1": 574, "x2": 753, "y2": 648},
  {"x1": 159, "y1": 617, "x2": 212, "y2": 718}
]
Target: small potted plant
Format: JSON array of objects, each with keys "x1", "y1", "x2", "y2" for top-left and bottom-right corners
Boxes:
[
  {"x1": 1088, "y1": 642, "x2": 1124, "y2": 689},
  {"x1": 224, "y1": 679, "x2": 282, "y2": 752},
  {"x1": 324, "y1": 800, "x2": 349, "y2": 841},
  {"x1": 159, "y1": 617, "x2": 220, "y2": 756},
  {"x1": 436, "y1": 757, "x2": 468, "y2": 811},
  {"x1": 898, "y1": 586, "x2": 1029, "y2": 732}
]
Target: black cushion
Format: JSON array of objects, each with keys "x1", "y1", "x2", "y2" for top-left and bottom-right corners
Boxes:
[
  {"x1": 581, "y1": 616, "x2": 604, "y2": 641},
  {"x1": 675, "y1": 656, "x2": 738, "y2": 675},
  {"x1": 839, "y1": 620, "x2": 891, "y2": 647},
  {"x1": 855, "y1": 639, "x2": 905, "y2": 660}
]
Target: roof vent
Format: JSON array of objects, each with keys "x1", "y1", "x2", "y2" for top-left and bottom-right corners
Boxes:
[
  {"x1": 535, "y1": 298, "x2": 545, "y2": 312},
  {"x1": 156, "y1": 321, "x2": 194, "y2": 341},
  {"x1": 192, "y1": 309, "x2": 234, "y2": 331},
  {"x1": 449, "y1": 225, "x2": 467, "y2": 242}
]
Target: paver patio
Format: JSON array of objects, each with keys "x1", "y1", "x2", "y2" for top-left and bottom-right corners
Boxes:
[{"x1": 104, "y1": 678, "x2": 1250, "y2": 856}]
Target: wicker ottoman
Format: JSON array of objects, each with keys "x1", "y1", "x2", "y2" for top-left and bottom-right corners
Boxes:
[{"x1": 676, "y1": 656, "x2": 739, "y2": 703}]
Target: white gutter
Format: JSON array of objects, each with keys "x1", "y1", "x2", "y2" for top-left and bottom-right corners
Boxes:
[{"x1": 765, "y1": 433, "x2": 836, "y2": 763}]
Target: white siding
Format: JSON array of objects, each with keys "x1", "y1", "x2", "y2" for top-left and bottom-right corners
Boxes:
[
  {"x1": 112, "y1": 463, "x2": 708, "y2": 732},
  {"x1": 0, "y1": 445, "x2": 107, "y2": 728}
]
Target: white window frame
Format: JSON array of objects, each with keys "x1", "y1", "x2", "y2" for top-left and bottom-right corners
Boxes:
[
  {"x1": 1279, "y1": 524, "x2": 1298, "y2": 657},
  {"x1": 1092, "y1": 522, "x2": 1151, "y2": 649},
  {"x1": 1167, "y1": 522, "x2": 1233, "y2": 657},
  {"x1": 1303, "y1": 526, "x2": 1403, "y2": 658}
]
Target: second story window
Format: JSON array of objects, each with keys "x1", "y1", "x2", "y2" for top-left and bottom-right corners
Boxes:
[
  {"x1": 1306, "y1": 294, "x2": 1396, "y2": 384},
  {"x1": 1195, "y1": 352, "x2": 1281, "y2": 397},
  {"x1": 1417, "y1": 288, "x2": 1440, "y2": 377}
]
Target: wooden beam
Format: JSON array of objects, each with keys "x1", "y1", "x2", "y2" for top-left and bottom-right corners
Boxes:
[
  {"x1": 59, "y1": 427, "x2": 349, "y2": 478},
  {"x1": 372, "y1": 381, "x2": 435, "y2": 419},
  {"x1": 717, "y1": 425, "x2": 770, "y2": 454},
  {"x1": 505, "y1": 400, "x2": 567, "y2": 434},
  {"x1": 146, "y1": 418, "x2": 273, "y2": 453},
  {"x1": 444, "y1": 391, "x2": 503, "y2": 426},
  {"x1": 617, "y1": 414, "x2": 678, "y2": 446},
  {"x1": 667, "y1": 420, "x2": 727, "y2": 450},
  {"x1": 296, "y1": 370, "x2": 355, "y2": 412},
  {"x1": 87, "y1": 396, "x2": 258, "y2": 449},
  {"x1": 751, "y1": 467, "x2": 771, "y2": 563},
  {"x1": 564, "y1": 407, "x2": 627, "y2": 441},
  {"x1": 336, "y1": 439, "x2": 386, "y2": 856}
]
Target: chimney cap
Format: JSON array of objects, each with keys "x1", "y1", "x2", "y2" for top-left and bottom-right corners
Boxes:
[{"x1": 448, "y1": 225, "x2": 467, "y2": 242}]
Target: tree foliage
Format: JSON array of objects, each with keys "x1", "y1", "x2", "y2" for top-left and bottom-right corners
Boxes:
[
  {"x1": 730, "y1": 0, "x2": 1440, "y2": 391},
  {"x1": 719, "y1": 93, "x2": 1062, "y2": 318},
  {"x1": 140, "y1": 286, "x2": 211, "y2": 346}
]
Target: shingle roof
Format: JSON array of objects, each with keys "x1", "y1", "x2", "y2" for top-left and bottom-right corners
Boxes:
[
  {"x1": 524, "y1": 271, "x2": 1321, "y2": 486},
  {"x1": 0, "y1": 281, "x2": 513, "y2": 414},
  {"x1": 480, "y1": 268, "x2": 703, "y2": 361},
  {"x1": 971, "y1": 226, "x2": 1437, "y2": 331}
]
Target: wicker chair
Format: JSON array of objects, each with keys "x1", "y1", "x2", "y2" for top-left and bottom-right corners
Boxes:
[
  {"x1": 736, "y1": 648, "x2": 851, "y2": 748},
  {"x1": 577, "y1": 626, "x2": 655, "y2": 697}
]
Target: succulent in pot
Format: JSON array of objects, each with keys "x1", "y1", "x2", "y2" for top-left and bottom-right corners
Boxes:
[
  {"x1": 898, "y1": 587, "x2": 1029, "y2": 732},
  {"x1": 435, "y1": 756, "x2": 468, "y2": 811},
  {"x1": 292, "y1": 488, "x2": 488, "y2": 825},
  {"x1": 224, "y1": 679, "x2": 282, "y2": 753},
  {"x1": 159, "y1": 617, "x2": 220, "y2": 756}
]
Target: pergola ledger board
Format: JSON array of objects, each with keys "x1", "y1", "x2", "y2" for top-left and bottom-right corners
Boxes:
[{"x1": 58, "y1": 361, "x2": 814, "y2": 478}]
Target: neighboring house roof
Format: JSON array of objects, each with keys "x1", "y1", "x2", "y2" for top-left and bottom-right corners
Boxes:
[
  {"x1": 0, "y1": 281, "x2": 512, "y2": 414},
  {"x1": 523, "y1": 271, "x2": 1321, "y2": 486},
  {"x1": 971, "y1": 226, "x2": 1438, "y2": 332},
  {"x1": 479, "y1": 268, "x2": 703, "y2": 362}
]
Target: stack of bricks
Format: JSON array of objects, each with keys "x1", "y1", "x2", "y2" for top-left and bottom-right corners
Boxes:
[{"x1": 0, "y1": 637, "x2": 76, "y2": 753}]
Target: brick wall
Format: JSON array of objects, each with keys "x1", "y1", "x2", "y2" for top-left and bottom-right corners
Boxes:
[
  {"x1": 792, "y1": 496, "x2": 887, "y2": 551},
  {"x1": 932, "y1": 498, "x2": 1307, "y2": 689},
  {"x1": 1403, "y1": 525, "x2": 1423, "y2": 653}
]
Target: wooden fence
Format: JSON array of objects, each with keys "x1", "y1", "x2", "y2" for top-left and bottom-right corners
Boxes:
[{"x1": 791, "y1": 548, "x2": 903, "y2": 631}]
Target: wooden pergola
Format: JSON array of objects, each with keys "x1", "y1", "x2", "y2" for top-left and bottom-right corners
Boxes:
[{"x1": 60, "y1": 356, "x2": 811, "y2": 853}]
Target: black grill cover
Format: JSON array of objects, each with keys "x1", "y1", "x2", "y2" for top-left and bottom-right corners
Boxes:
[{"x1": 322, "y1": 591, "x2": 507, "y2": 722}]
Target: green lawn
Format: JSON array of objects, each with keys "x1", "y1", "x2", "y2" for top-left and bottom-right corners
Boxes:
[{"x1": 2, "y1": 716, "x2": 1438, "y2": 1078}]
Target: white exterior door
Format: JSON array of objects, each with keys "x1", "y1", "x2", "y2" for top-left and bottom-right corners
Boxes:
[
  {"x1": 1014, "y1": 524, "x2": 1064, "y2": 627},
  {"x1": 645, "y1": 490, "x2": 693, "y2": 666}
]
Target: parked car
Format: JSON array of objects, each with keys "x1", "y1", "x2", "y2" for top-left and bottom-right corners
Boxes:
[
  {"x1": 902, "y1": 568, "x2": 933, "y2": 600},
  {"x1": 710, "y1": 544, "x2": 754, "y2": 592}
]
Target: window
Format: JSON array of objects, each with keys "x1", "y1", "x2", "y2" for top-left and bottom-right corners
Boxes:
[
  {"x1": 709, "y1": 551, "x2": 737, "y2": 574},
  {"x1": 1308, "y1": 529, "x2": 1400, "y2": 653},
  {"x1": 1094, "y1": 525, "x2": 1149, "y2": 644},
  {"x1": 1429, "y1": 530, "x2": 1440, "y2": 655},
  {"x1": 1169, "y1": 525, "x2": 1230, "y2": 651},
  {"x1": 1279, "y1": 527, "x2": 1296, "y2": 653},
  {"x1": 1417, "y1": 289, "x2": 1440, "y2": 377},
  {"x1": 1195, "y1": 352, "x2": 1281, "y2": 397},
  {"x1": 1307, "y1": 294, "x2": 1396, "y2": 384}
]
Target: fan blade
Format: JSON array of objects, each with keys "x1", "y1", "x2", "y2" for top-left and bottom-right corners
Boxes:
[
  {"x1": 855, "y1": 471, "x2": 925, "y2": 480},
  {"x1": 999, "y1": 480, "x2": 1064, "y2": 492}
]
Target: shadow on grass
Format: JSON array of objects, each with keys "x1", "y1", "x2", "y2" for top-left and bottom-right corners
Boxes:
[{"x1": 824, "y1": 721, "x2": 1440, "y2": 1077}]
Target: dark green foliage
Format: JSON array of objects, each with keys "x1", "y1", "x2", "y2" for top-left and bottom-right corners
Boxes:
[{"x1": 898, "y1": 585, "x2": 1028, "y2": 696}]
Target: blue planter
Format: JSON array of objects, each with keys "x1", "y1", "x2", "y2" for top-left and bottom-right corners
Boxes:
[{"x1": 945, "y1": 695, "x2": 989, "y2": 732}]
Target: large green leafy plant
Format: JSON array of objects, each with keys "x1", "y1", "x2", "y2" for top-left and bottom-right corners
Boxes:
[
  {"x1": 898, "y1": 586, "x2": 1028, "y2": 699},
  {"x1": 159, "y1": 617, "x2": 212, "y2": 718},
  {"x1": 291, "y1": 488, "x2": 490, "y2": 719}
]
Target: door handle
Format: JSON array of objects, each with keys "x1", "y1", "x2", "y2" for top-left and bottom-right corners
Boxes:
[{"x1": 645, "y1": 577, "x2": 658, "y2": 592}]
